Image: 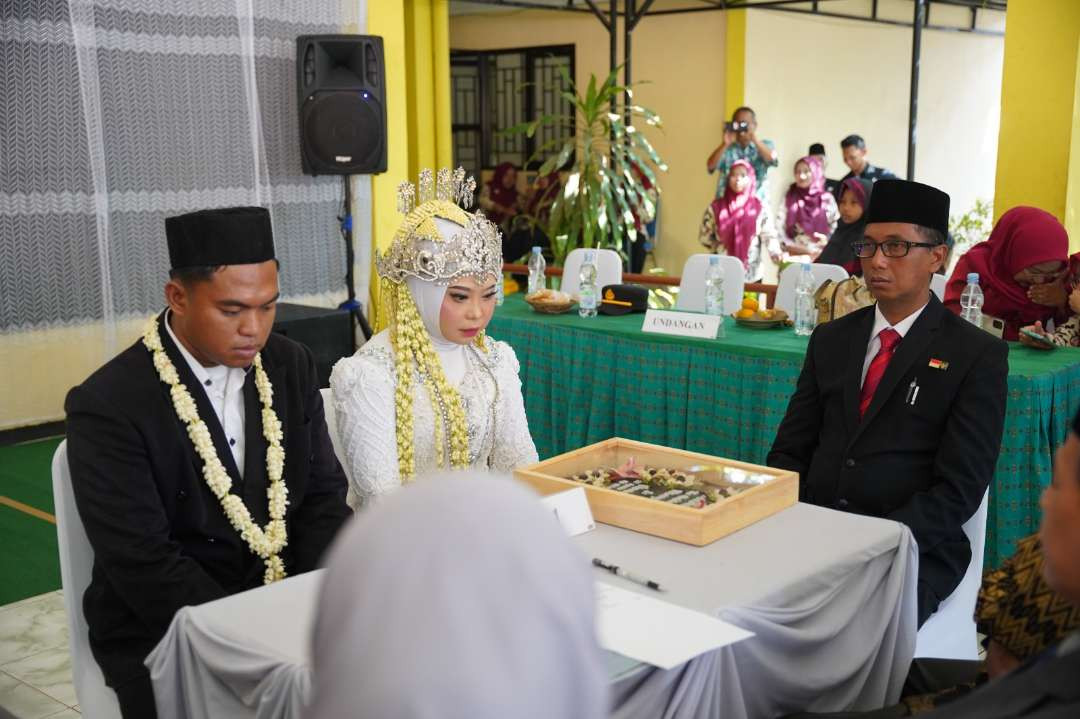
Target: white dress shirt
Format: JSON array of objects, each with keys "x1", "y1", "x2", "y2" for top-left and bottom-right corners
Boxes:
[
  {"x1": 860, "y1": 302, "x2": 929, "y2": 387},
  {"x1": 165, "y1": 312, "x2": 248, "y2": 476}
]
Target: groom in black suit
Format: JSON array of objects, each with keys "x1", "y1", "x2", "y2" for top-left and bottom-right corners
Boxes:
[
  {"x1": 65, "y1": 207, "x2": 351, "y2": 718},
  {"x1": 768, "y1": 180, "x2": 1008, "y2": 626}
]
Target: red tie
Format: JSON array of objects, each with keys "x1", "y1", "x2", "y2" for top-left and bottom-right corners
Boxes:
[{"x1": 860, "y1": 328, "x2": 901, "y2": 419}]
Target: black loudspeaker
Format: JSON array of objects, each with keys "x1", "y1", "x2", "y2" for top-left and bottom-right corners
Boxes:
[
  {"x1": 297, "y1": 34, "x2": 387, "y2": 175},
  {"x1": 272, "y1": 303, "x2": 354, "y2": 388}
]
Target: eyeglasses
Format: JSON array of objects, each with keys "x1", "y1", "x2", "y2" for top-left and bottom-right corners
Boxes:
[{"x1": 850, "y1": 239, "x2": 940, "y2": 259}]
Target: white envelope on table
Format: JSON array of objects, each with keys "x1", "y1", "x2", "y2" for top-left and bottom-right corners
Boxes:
[{"x1": 594, "y1": 582, "x2": 754, "y2": 670}]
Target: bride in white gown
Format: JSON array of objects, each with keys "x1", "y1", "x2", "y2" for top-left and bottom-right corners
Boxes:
[{"x1": 330, "y1": 168, "x2": 538, "y2": 507}]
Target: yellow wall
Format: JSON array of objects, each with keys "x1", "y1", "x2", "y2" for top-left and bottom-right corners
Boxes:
[
  {"x1": 451, "y1": 5, "x2": 1004, "y2": 279},
  {"x1": 994, "y1": 0, "x2": 1080, "y2": 228},
  {"x1": 449, "y1": 8, "x2": 728, "y2": 275},
  {"x1": 724, "y1": 9, "x2": 746, "y2": 115},
  {"x1": 744, "y1": 7, "x2": 1004, "y2": 248},
  {"x1": 368, "y1": 0, "x2": 453, "y2": 326},
  {"x1": 1068, "y1": 40, "x2": 1080, "y2": 251}
]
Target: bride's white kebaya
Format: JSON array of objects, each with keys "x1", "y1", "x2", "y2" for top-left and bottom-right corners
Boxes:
[{"x1": 330, "y1": 168, "x2": 538, "y2": 507}]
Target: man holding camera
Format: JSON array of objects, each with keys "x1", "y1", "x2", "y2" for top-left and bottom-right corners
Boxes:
[{"x1": 707, "y1": 106, "x2": 777, "y2": 200}]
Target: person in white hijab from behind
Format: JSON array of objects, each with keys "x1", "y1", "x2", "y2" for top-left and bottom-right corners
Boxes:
[
  {"x1": 308, "y1": 474, "x2": 609, "y2": 719},
  {"x1": 330, "y1": 168, "x2": 538, "y2": 508}
]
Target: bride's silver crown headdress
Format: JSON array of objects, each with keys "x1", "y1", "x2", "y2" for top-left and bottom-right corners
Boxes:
[{"x1": 376, "y1": 167, "x2": 502, "y2": 285}]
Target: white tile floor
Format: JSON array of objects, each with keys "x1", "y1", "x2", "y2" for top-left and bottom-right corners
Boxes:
[{"x1": 0, "y1": 592, "x2": 79, "y2": 718}]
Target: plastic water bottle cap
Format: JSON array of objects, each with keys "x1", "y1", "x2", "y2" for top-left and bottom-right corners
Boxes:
[
  {"x1": 801, "y1": 263, "x2": 811, "y2": 272},
  {"x1": 532, "y1": 247, "x2": 541, "y2": 253},
  {"x1": 709, "y1": 255, "x2": 719, "y2": 266},
  {"x1": 966, "y1": 273, "x2": 979, "y2": 284}
]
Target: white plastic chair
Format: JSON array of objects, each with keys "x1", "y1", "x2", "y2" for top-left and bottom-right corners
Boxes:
[
  {"x1": 320, "y1": 387, "x2": 360, "y2": 510},
  {"x1": 675, "y1": 254, "x2": 745, "y2": 315},
  {"x1": 320, "y1": 387, "x2": 345, "y2": 467},
  {"x1": 914, "y1": 489, "x2": 989, "y2": 660},
  {"x1": 774, "y1": 263, "x2": 849, "y2": 313},
  {"x1": 560, "y1": 248, "x2": 622, "y2": 298},
  {"x1": 930, "y1": 273, "x2": 947, "y2": 301},
  {"x1": 51, "y1": 441, "x2": 123, "y2": 718}
]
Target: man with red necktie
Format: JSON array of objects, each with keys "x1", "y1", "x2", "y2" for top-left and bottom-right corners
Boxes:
[{"x1": 768, "y1": 179, "x2": 1008, "y2": 626}]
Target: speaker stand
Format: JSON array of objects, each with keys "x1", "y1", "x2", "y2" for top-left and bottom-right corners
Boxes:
[{"x1": 339, "y1": 175, "x2": 373, "y2": 346}]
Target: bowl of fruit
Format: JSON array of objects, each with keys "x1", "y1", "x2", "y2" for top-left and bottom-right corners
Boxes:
[{"x1": 733, "y1": 298, "x2": 789, "y2": 328}]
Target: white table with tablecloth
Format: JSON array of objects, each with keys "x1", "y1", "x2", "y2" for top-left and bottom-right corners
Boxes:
[{"x1": 146, "y1": 501, "x2": 918, "y2": 719}]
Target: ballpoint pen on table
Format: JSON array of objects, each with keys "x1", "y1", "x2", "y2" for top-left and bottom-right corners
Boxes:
[{"x1": 593, "y1": 557, "x2": 666, "y2": 592}]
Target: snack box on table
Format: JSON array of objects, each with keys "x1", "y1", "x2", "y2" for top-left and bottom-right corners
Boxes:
[{"x1": 514, "y1": 437, "x2": 798, "y2": 546}]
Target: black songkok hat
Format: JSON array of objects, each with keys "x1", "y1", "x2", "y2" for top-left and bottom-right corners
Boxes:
[
  {"x1": 165, "y1": 206, "x2": 275, "y2": 270},
  {"x1": 1074, "y1": 404, "x2": 1080, "y2": 436},
  {"x1": 865, "y1": 179, "x2": 950, "y2": 237},
  {"x1": 598, "y1": 284, "x2": 649, "y2": 316}
]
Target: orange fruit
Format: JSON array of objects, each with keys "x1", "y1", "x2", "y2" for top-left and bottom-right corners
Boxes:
[
  {"x1": 741, "y1": 297, "x2": 759, "y2": 312},
  {"x1": 735, "y1": 308, "x2": 755, "y2": 319}
]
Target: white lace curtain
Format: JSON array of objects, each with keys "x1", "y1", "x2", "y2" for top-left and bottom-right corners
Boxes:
[{"x1": 0, "y1": 0, "x2": 369, "y2": 428}]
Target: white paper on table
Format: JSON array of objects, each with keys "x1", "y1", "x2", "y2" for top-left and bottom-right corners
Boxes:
[{"x1": 594, "y1": 582, "x2": 754, "y2": 670}]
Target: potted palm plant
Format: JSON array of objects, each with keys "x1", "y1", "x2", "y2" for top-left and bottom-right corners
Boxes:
[{"x1": 508, "y1": 66, "x2": 667, "y2": 270}]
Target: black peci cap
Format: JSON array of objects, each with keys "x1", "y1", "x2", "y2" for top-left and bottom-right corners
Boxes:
[
  {"x1": 165, "y1": 206, "x2": 275, "y2": 270},
  {"x1": 865, "y1": 179, "x2": 950, "y2": 236}
]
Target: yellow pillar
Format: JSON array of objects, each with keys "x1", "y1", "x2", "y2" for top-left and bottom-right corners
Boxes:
[
  {"x1": 367, "y1": 0, "x2": 453, "y2": 328},
  {"x1": 994, "y1": 0, "x2": 1080, "y2": 247},
  {"x1": 1066, "y1": 41, "x2": 1080, "y2": 250},
  {"x1": 432, "y1": 0, "x2": 453, "y2": 169},
  {"x1": 724, "y1": 9, "x2": 746, "y2": 117}
]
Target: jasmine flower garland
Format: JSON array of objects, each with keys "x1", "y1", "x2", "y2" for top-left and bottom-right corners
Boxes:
[{"x1": 142, "y1": 317, "x2": 289, "y2": 584}]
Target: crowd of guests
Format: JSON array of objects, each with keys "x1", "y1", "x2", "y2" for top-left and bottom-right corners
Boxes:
[
  {"x1": 701, "y1": 106, "x2": 899, "y2": 280},
  {"x1": 477, "y1": 161, "x2": 561, "y2": 264},
  {"x1": 59, "y1": 160, "x2": 1080, "y2": 718},
  {"x1": 700, "y1": 106, "x2": 1080, "y2": 352}
]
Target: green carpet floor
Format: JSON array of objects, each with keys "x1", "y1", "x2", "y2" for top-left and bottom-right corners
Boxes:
[{"x1": 0, "y1": 437, "x2": 63, "y2": 605}]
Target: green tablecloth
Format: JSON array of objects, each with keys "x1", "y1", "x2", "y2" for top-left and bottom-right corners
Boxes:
[{"x1": 489, "y1": 295, "x2": 1080, "y2": 568}]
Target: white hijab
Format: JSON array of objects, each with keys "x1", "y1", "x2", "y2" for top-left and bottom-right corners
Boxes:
[
  {"x1": 309, "y1": 475, "x2": 609, "y2": 719},
  {"x1": 403, "y1": 216, "x2": 475, "y2": 386}
]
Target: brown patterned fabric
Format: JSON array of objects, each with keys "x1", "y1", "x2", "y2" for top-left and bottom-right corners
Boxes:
[
  {"x1": 903, "y1": 534, "x2": 1080, "y2": 714},
  {"x1": 976, "y1": 534, "x2": 1080, "y2": 660}
]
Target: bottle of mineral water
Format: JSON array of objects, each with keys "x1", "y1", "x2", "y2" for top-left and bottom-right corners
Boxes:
[
  {"x1": 959, "y1": 272, "x2": 983, "y2": 327},
  {"x1": 527, "y1": 246, "x2": 546, "y2": 294},
  {"x1": 578, "y1": 250, "x2": 598, "y2": 318},
  {"x1": 794, "y1": 264, "x2": 816, "y2": 336},
  {"x1": 704, "y1": 255, "x2": 726, "y2": 338}
]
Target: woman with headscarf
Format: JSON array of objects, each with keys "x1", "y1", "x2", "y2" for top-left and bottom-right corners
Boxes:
[
  {"x1": 330, "y1": 168, "x2": 538, "y2": 507},
  {"x1": 815, "y1": 176, "x2": 873, "y2": 275},
  {"x1": 697, "y1": 159, "x2": 779, "y2": 281},
  {"x1": 503, "y1": 171, "x2": 561, "y2": 264},
  {"x1": 945, "y1": 206, "x2": 1069, "y2": 341},
  {"x1": 777, "y1": 155, "x2": 839, "y2": 263},
  {"x1": 308, "y1": 476, "x2": 609, "y2": 719},
  {"x1": 478, "y1": 162, "x2": 521, "y2": 231}
]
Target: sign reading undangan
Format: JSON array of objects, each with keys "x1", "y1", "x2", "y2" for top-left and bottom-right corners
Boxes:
[{"x1": 641, "y1": 309, "x2": 723, "y2": 339}]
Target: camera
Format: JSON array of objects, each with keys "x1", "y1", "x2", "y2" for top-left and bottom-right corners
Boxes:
[{"x1": 727, "y1": 121, "x2": 750, "y2": 133}]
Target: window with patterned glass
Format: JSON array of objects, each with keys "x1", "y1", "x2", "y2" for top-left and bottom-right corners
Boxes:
[{"x1": 450, "y1": 44, "x2": 575, "y2": 183}]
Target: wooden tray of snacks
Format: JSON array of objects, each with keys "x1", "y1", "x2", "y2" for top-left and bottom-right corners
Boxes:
[{"x1": 514, "y1": 438, "x2": 797, "y2": 546}]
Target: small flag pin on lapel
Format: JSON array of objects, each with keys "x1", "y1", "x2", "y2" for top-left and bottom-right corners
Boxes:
[{"x1": 928, "y1": 358, "x2": 949, "y2": 370}]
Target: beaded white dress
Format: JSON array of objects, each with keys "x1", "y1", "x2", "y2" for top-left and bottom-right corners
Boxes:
[{"x1": 329, "y1": 330, "x2": 538, "y2": 507}]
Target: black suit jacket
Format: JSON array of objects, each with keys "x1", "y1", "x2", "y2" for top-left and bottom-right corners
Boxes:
[
  {"x1": 920, "y1": 639, "x2": 1080, "y2": 719},
  {"x1": 65, "y1": 312, "x2": 351, "y2": 688},
  {"x1": 767, "y1": 295, "x2": 1008, "y2": 623}
]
